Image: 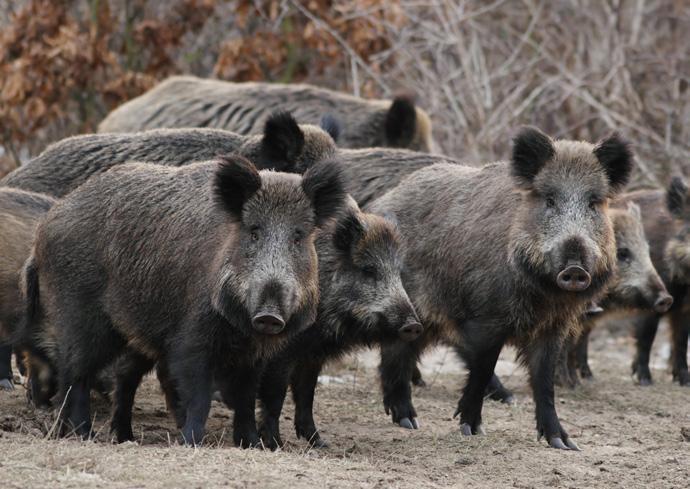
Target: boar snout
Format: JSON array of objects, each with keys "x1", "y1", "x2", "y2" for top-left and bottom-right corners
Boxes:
[
  {"x1": 654, "y1": 293, "x2": 673, "y2": 314},
  {"x1": 252, "y1": 311, "x2": 286, "y2": 335},
  {"x1": 556, "y1": 264, "x2": 592, "y2": 292},
  {"x1": 398, "y1": 321, "x2": 423, "y2": 342}
]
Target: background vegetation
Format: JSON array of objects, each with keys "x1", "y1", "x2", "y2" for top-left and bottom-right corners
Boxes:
[{"x1": 1, "y1": 0, "x2": 688, "y2": 187}]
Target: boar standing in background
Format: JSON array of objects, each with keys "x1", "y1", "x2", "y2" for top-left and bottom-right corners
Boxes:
[
  {"x1": 98, "y1": 76, "x2": 435, "y2": 152},
  {"x1": 555, "y1": 203, "x2": 673, "y2": 387},
  {"x1": 369, "y1": 127, "x2": 633, "y2": 450},
  {"x1": 615, "y1": 177, "x2": 690, "y2": 386},
  {"x1": 257, "y1": 199, "x2": 423, "y2": 449},
  {"x1": 1, "y1": 112, "x2": 336, "y2": 198},
  {"x1": 0, "y1": 189, "x2": 56, "y2": 391}
]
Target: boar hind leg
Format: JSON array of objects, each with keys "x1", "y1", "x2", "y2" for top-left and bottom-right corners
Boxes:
[
  {"x1": 454, "y1": 343, "x2": 502, "y2": 435},
  {"x1": 257, "y1": 358, "x2": 291, "y2": 450},
  {"x1": 291, "y1": 359, "x2": 327, "y2": 447},
  {"x1": 574, "y1": 327, "x2": 593, "y2": 380},
  {"x1": 669, "y1": 307, "x2": 690, "y2": 386},
  {"x1": 526, "y1": 334, "x2": 579, "y2": 450},
  {"x1": 380, "y1": 341, "x2": 420, "y2": 430},
  {"x1": 217, "y1": 363, "x2": 261, "y2": 448},
  {"x1": 631, "y1": 312, "x2": 660, "y2": 385},
  {"x1": 111, "y1": 350, "x2": 155, "y2": 443},
  {"x1": 156, "y1": 361, "x2": 184, "y2": 427},
  {"x1": 0, "y1": 342, "x2": 13, "y2": 391},
  {"x1": 485, "y1": 374, "x2": 515, "y2": 404}
]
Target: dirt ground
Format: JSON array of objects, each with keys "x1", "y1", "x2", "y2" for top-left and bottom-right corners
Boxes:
[{"x1": 1, "y1": 320, "x2": 688, "y2": 489}]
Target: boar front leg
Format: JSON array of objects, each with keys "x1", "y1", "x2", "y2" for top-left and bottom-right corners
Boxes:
[
  {"x1": 525, "y1": 333, "x2": 579, "y2": 450},
  {"x1": 631, "y1": 311, "x2": 660, "y2": 385},
  {"x1": 217, "y1": 363, "x2": 261, "y2": 448},
  {"x1": 257, "y1": 357, "x2": 291, "y2": 450},
  {"x1": 0, "y1": 342, "x2": 14, "y2": 391},
  {"x1": 111, "y1": 350, "x2": 155, "y2": 443},
  {"x1": 380, "y1": 341, "x2": 420, "y2": 430},
  {"x1": 669, "y1": 306, "x2": 690, "y2": 386},
  {"x1": 291, "y1": 358, "x2": 327, "y2": 447}
]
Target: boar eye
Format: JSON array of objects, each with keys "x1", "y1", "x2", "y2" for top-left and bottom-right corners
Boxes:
[
  {"x1": 589, "y1": 198, "x2": 601, "y2": 210},
  {"x1": 362, "y1": 265, "x2": 378, "y2": 279},
  {"x1": 545, "y1": 196, "x2": 556, "y2": 208},
  {"x1": 293, "y1": 230, "x2": 303, "y2": 246},
  {"x1": 250, "y1": 227, "x2": 260, "y2": 242},
  {"x1": 617, "y1": 247, "x2": 632, "y2": 262}
]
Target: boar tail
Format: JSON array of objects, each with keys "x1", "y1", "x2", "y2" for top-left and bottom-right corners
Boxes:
[{"x1": 22, "y1": 255, "x2": 40, "y2": 322}]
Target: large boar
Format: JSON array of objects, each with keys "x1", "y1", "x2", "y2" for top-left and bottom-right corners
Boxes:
[
  {"x1": 98, "y1": 76, "x2": 436, "y2": 152},
  {"x1": 369, "y1": 128, "x2": 633, "y2": 450},
  {"x1": 257, "y1": 200, "x2": 422, "y2": 449},
  {"x1": 20, "y1": 155, "x2": 346, "y2": 445},
  {"x1": 0, "y1": 189, "x2": 56, "y2": 391},
  {"x1": 615, "y1": 177, "x2": 690, "y2": 385},
  {"x1": 555, "y1": 203, "x2": 673, "y2": 387},
  {"x1": 1, "y1": 112, "x2": 336, "y2": 198}
]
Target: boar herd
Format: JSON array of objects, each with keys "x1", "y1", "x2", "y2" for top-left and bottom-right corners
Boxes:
[{"x1": 0, "y1": 75, "x2": 688, "y2": 452}]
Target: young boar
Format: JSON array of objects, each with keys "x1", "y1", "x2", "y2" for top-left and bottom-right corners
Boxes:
[
  {"x1": 1, "y1": 112, "x2": 336, "y2": 198},
  {"x1": 369, "y1": 127, "x2": 633, "y2": 450},
  {"x1": 555, "y1": 203, "x2": 673, "y2": 387},
  {"x1": 98, "y1": 75, "x2": 436, "y2": 152},
  {"x1": 0, "y1": 189, "x2": 56, "y2": 391},
  {"x1": 257, "y1": 199, "x2": 422, "y2": 449},
  {"x1": 21, "y1": 156, "x2": 346, "y2": 445},
  {"x1": 615, "y1": 177, "x2": 690, "y2": 385}
]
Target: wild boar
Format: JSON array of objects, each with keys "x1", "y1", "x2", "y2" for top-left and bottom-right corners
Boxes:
[
  {"x1": 20, "y1": 155, "x2": 347, "y2": 445},
  {"x1": 256, "y1": 199, "x2": 422, "y2": 449},
  {"x1": 1, "y1": 112, "x2": 336, "y2": 198},
  {"x1": 369, "y1": 127, "x2": 633, "y2": 449}
]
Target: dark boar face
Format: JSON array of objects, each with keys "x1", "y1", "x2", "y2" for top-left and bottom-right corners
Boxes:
[
  {"x1": 510, "y1": 127, "x2": 633, "y2": 294},
  {"x1": 607, "y1": 204, "x2": 673, "y2": 313},
  {"x1": 211, "y1": 156, "x2": 346, "y2": 344},
  {"x1": 322, "y1": 207, "x2": 422, "y2": 342},
  {"x1": 664, "y1": 176, "x2": 690, "y2": 284}
]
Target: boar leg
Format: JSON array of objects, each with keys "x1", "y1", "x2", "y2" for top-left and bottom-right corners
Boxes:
[
  {"x1": 554, "y1": 338, "x2": 577, "y2": 389},
  {"x1": 257, "y1": 358, "x2": 291, "y2": 450},
  {"x1": 156, "y1": 361, "x2": 184, "y2": 427},
  {"x1": 411, "y1": 364, "x2": 426, "y2": 387},
  {"x1": 0, "y1": 342, "x2": 13, "y2": 391},
  {"x1": 526, "y1": 334, "x2": 579, "y2": 450},
  {"x1": 217, "y1": 363, "x2": 261, "y2": 448},
  {"x1": 380, "y1": 341, "x2": 420, "y2": 429},
  {"x1": 574, "y1": 327, "x2": 593, "y2": 380},
  {"x1": 454, "y1": 342, "x2": 502, "y2": 435},
  {"x1": 169, "y1": 342, "x2": 212, "y2": 446},
  {"x1": 291, "y1": 358, "x2": 327, "y2": 447},
  {"x1": 631, "y1": 311, "x2": 660, "y2": 385},
  {"x1": 485, "y1": 374, "x2": 515, "y2": 404},
  {"x1": 669, "y1": 306, "x2": 690, "y2": 386},
  {"x1": 111, "y1": 350, "x2": 155, "y2": 443},
  {"x1": 57, "y1": 365, "x2": 93, "y2": 439}
]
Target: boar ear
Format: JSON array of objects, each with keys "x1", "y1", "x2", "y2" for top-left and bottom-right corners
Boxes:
[
  {"x1": 319, "y1": 114, "x2": 342, "y2": 143},
  {"x1": 214, "y1": 155, "x2": 261, "y2": 219},
  {"x1": 666, "y1": 176, "x2": 688, "y2": 217},
  {"x1": 385, "y1": 95, "x2": 416, "y2": 147},
  {"x1": 301, "y1": 159, "x2": 347, "y2": 226},
  {"x1": 333, "y1": 209, "x2": 366, "y2": 253},
  {"x1": 593, "y1": 133, "x2": 633, "y2": 193},
  {"x1": 626, "y1": 202, "x2": 642, "y2": 221},
  {"x1": 511, "y1": 126, "x2": 555, "y2": 188},
  {"x1": 260, "y1": 111, "x2": 305, "y2": 171}
]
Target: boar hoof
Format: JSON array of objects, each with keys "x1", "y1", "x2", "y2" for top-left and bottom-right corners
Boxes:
[
  {"x1": 0, "y1": 378, "x2": 14, "y2": 391},
  {"x1": 398, "y1": 417, "x2": 419, "y2": 430},
  {"x1": 412, "y1": 377, "x2": 427, "y2": 388},
  {"x1": 459, "y1": 423, "x2": 484, "y2": 436},
  {"x1": 637, "y1": 376, "x2": 653, "y2": 386},
  {"x1": 674, "y1": 370, "x2": 690, "y2": 386},
  {"x1": 211, "y1": 390, "x2": 223, "y2": 402},
  {"x1": 549, "y1": 436, "x2": 580, "y2": 451},
  {"x1": 308, "y1": 437, "x2": 329, "y2": 449}
]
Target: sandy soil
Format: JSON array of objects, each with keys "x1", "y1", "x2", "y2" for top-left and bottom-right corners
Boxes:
[{"x1": 1, "y1": 320, "x2": 688, "y2": 489}]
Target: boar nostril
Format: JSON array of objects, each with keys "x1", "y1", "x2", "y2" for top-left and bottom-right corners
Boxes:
[
  {"x1": 654, "y1": 294, "x2": 673, "y2": 314},
  {"x1": 251, "y1": 313, "x2": 286, "y2": 335},
  {"x1": 556, "y1": 265, "x2": 591, "y2": 292},
  {"x1": 398, "y1": 322, "x2": 423, "y2": 342}
]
